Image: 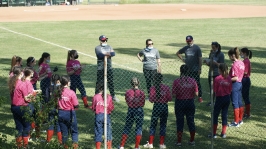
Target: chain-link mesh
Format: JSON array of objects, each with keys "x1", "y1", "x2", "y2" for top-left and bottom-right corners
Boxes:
[{"x1": 1, "y1": 58, "x2": 266, "y2": 148}]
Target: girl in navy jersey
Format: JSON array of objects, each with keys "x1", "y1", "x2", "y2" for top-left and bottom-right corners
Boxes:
[
  {"x1": 143, "y1": 73, "x2": 171, "y2": 149},
  {"x1": 172, "y1": 65, "x2": 198, "y2": 147},
  {"x1": 66, "y1": 50, "x2": 89, "y2": 108},
  {"x1": 228, "y1": 47, "x2": 245, "y2": 127},
  {"x1": 209, "y1": 63, "x2": 232, "y2": 138},
  {"x1": 240, "y1": 48, "x2": 252, "y2": 118},
  {"x1": 119, "y1": 77, "x2": 145, "y2": 149}
]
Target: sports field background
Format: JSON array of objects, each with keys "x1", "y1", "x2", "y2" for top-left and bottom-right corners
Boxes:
[{"x1": 0, "y1": 1, "x2": 266, "y2": 149}]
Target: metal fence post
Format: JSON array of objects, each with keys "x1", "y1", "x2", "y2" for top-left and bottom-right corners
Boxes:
[
  {"x1": 104, "y1": 56, "x2": 108, "y2": 149},
  {"x1": 210, "y1": 55, "x2": 214, "y2": 149}
]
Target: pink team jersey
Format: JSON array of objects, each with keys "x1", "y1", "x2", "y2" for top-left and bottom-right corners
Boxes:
[
  {"x1": 66, "y1": 60, "x2": 82, "y2": 75},
  {"x1": 149, "y1": 84, "x2": 172, "y2": 103},
  {"x1": 58, "y1": 88, "x2": 79, "y2": 110},
  {"x1": 92, "y1": 94, "x2": 114, "y2": 114},
  {"x1": 31, "y1": 69, "x2": 39, "y2": 84},
  {"x1": 214, "y1": 75, "x2": 232, "y2": 97},
  {"x1": 243, "y1": 58, "x2": 251, "y2": 77},
  {"x1": 39, "y1": 63, "x2": 52, "y2": 78},
  {"x1": 25, "y1": 80, "x2": 34, "y2": 94},
  {"x1": 172, "y1": 77, "x2": 198, "y2": 100},
  {"x1": 229, "y1": 60, "x2": 245, "y2": 82},
  {"x1": 125, "y1": 89, "x2": 145, "y2": 108},
  {"x1": 12, "y1": 80, "x2": 29, "y2": 106}
]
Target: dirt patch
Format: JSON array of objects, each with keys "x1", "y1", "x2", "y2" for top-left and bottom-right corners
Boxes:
[{"x1": 1, "y1": 4, "x2": 266, "y2": 22}]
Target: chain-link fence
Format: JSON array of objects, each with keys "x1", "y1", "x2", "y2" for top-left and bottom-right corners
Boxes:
[{"x1": 1, "y1": 57, "x2": 266, "y2": 149}]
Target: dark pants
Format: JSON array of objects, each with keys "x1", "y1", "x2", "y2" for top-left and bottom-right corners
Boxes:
[
  {"x1": 213, "y1": 95, "x2": 230, "y2": 125},
  {"x1": 94, "y1": 113, "x2": 112, "y2": 142},
  {"x1": 188, "y1": 71, "x2": 202, "y2": 97},
  {"x1": 231, "y1": 82, "x2": 243, "y2": 109},
  {"x1": 40, "y1": 77, "x2": 51, "y2": 103},
  {"x1": 122, "y1": 107, "x2": 144, "y2": 136},
  {"x1": 70, "y1": 75, "x2": 86, "y2": 98},
  {"x1": 11, "y1": 105, "x2": 31, "y2": 137},
  {"x1": 95, "y1": 69, "x2": 115, "y2": 96},
  {"x1": 143, "y1": 69, "x2": 157, "y2": 95},
  {"x1": 32, "y1": 83, "x2": 37, "y2": 90},
  {"x1": 149, "y1": 103, "x2": 168, "y2": 136},
  {"x1": 208, "y1": 75, "x2": 218, "y2": 102},
  {"x1": 242, "y1": 77, "x2": 251, "y2": 105},
  {"x1": 58, "y1": 110, "x2": 78, "y2": 143},
  {"x1": 175, "y1": 99, "x2": 195, "y2": 132},
  {"x1": 48, "y1": 108, "x2": 60, "y2": 132}
]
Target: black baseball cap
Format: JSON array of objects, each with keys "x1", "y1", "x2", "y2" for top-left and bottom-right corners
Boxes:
[
  {"x1": 99, "y1": 35, "x2": 108, "y2": 41},
  {"x1": 186, "y1": 35, "x2": 193, "y2": 42}
]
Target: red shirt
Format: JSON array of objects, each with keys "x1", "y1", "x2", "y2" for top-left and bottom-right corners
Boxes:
[
  {"x1": 25, "y1": 80, "x2": 34, "y2": 94},
  {"x1": 125, "y1": 89, "x2": 145, "y2": 108},
  {"x1": 12, "y1": 80, "x2": 29, "y2": 106},
  {"x1": 229, "y1": 60, "x2": 245, "y2": 82},
  {"x1": 66, "y1": 60, "x2": 82, "y2": 75},
  {"x1": 243, "y1": 58, "x2": 251, "y2": 78},
  {"x1": 149, "y1": 84, "x2": 172, "y2": 103},
  {"x1": 214, "y1": 75, "x2": 232, "y2": 97},
  {"x1": 92, "y1": 94, "x2": 114, "y2": 114},
  {"x1": 39, "y1": 63, "x2": 52, "y2": 78},
  {"x1": 31, "y1": 69, "x2": 39, "y2": 84},
  {"x1": 58, "y1": 88, "x2": 79, "y2": 110},
  {"x1": 172, "y1": 77, "x2": 198, "y2": 100}
]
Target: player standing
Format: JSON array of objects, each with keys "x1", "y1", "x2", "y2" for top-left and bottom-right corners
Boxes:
[
  {"x1": 26, "y1": 57, "x2": 39, "y2": 90},
  {"x1": 10, "y1": 55, "x2": 23, "y2": 77}
]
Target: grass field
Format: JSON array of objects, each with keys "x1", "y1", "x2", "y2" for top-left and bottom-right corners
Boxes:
[{"x1": 1, "y1": 17, "x2": 266, "y2": 148}]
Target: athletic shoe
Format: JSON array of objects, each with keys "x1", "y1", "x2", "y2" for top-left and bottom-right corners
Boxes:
[
  {"x1": 112, "y1": 96, "x2": 120, "y2": 102},
  {"x1": 118, "y1": 147, "x2": 124, "y2": 149},
  {"x1": 228, "y1": 122, "x2": 239, "y2": 127},
  {"x1": 208, "y1": 134, "x2": 217, "y2": 138},
  {"x1": 175, "y1": 143, "x2": 182, "y2": 147},
  {"x1": 159, "y1": 144, "x2": 166, "y2": 149},
  {"x1": 238, "y1": 120, "x2": 244, "y2": 125},
  {"x1": 206, "y1": 102, "x2": 211, "y2": 106},
  {"x1": 243, "y1": 114, "x2": 251, "y2": 119},
  {"x1": 220, "y1": 133, "x2": 226, "y2": 138},
  {"x1": 198, "y1": 97, "x2": 203, "y2": 103},
  {"x1": 143, "y1": 141, "x2": 153, "y2": 148},
  {"x1": 188, "y1": 141, "x2": 195, "y2": 146},
  {"x1": 135, "y1": 148, "x2": 140, "y2": 149}
]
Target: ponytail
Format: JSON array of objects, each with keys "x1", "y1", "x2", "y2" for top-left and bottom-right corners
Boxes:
[
  {"x1": 228, "y1": 47, "x2": 240, "y2": 59},
  {"x1": 96, "y1": 82, "x2": 105, "y2": 99},
  {"x1": 130, "y1": 77, "x2": 140, "y2": 99},
  {"x1": 67, "y1": 50, "x2": 77, "y2": 63},
  {"x1": 10, "y1": 55, "x2": 22, "y2": 73},
  {"x1": 218, "y1": 63, "x2": 228, "y2": 78},
  {"x1": 8, "y1": 67, "x2": 22, "y2": 93},
  {"x1": 38, "y1": 52, "x2": 50, "y2": 66},
  {"x1": 241, "y1": 48, "x2": 252, "y2": 59},
  {"x1": 57, "y1": 75, "x2": 69, "y2": 100},
  {"x1": 154, "y1": 73, "x2": 163, "y2": 100}
]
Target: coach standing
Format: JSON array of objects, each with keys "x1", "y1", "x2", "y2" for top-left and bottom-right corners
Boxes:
[
  {"x1": 177, "y1": 35, "x2": 203, "y2": 103},
  {"x1": 95, "y1": 35, "x2": 119, "y2": 102},
  {"x1": 137, "y1": 39, "x2": 161, "y2": 98}
]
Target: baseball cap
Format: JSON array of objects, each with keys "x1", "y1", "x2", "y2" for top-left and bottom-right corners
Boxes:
[
  {"x1": 99, "y1": 35, "x2": 108, "y2": 41},
  {"x1": 186, "y1": 35, "x2": 193, "y2": 42}
]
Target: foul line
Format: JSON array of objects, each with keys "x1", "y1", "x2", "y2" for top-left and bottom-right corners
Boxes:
[{"x1": 0, "y1": 26, "x2": 142, "y2": 72}]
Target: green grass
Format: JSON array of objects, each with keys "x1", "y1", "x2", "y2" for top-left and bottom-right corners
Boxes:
[{"x1": 1, "y1": 17, "x2": 266, "y2": 148}]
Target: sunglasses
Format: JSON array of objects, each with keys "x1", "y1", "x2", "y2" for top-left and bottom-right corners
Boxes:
[
  {"x1": 101, "y1": 40, "x2": 107, "y2": 42},
  {"x1": 147, "y1": 43, "x2": 153, "y2": 45}
]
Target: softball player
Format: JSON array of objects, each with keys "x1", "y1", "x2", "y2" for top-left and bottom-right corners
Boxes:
[
  {"x1": 57, "y1": 75, "x2": 79, "y2": 149},
  {"x1": 9, "y1": 67, "x2": 31, "y2": 148},
  {"x1": 10, "y1": 55, "x2": 23, "y2": 77},
  {"x1": 209, "y1": 63, "x2": 232, "y2": 138},
  {"x1": 204, "y1": 42, "x2": 224, "y2": 106},
  {"x1": 119, "y1": 77, "x2": 145, "y2": 149},
  {"x1": 172, "y1": 64, "x2": 198, "y2": 147},
  {"x1": 91, "y1": 82, "x2": 114, "y2": 149},
  {"x1": 143, "y1": 73, "x2": 171, "y2": 149},
  {"x1": 228, "y1": 47, "x2": 245, "y2": 127},
  {"x1": 26, "y1": 57, "x2": 39, "y2": 90},
  {"x1": 38, "y1": 52, "x2": 52, "y2": 103},
  {"x1": 240, "y1": 48, "x2": 252, "y2": 118},
  {"x1": 66, "y1": 49, "x2": 89, "y2": 108}
]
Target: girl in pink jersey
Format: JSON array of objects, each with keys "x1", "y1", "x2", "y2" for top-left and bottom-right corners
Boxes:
[
  {"x1": 143, "y1": 73, "x2": 171, "y2": 149},
  {"x1": 8, "y1": 67, "x2": 32, "y2": 148},
  {"x1": 119, "y1": 77, "x2": 145, "y2": 149},
  {"x1": 26, "y1": 57, "x2": 39, "y2": 90},
  {"x1": 57, "y1": 75, "x2": 79, "y2": 149},
  {"x1": 66, "y1": 50, "x2": 89, "y2": 108},
  {"x1": 92, "y1": 82, "x2": 114, "y2": 149},
  {"x1": 38, "y1": 52, "x2": 52, "y2": 103},
  {"x1": 172, "y1": 65, "x2": 198, "y2": 147},
  {"x1": 228, "y1": 47, "x2": 245, "y2": 127},
  {"x1": 240, "y1": 48, "x2": 252, "y2": 118},
  {"x1": 9, "y1": 55, "x2": 23, "y2": 77},
  {"x1": 209, "y1": 63, "x2": 232, "y2": 138}
]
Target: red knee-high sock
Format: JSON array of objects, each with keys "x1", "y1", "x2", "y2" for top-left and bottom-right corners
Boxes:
[
  {"x1": 246, "y1": 104, "x2": 251, "y2": 116},
  {"x1": 149, "y1": 135, "x2": 154, "y2": 144},
  {"x1": 190, "y1": 131, "x2": 195, "y2": 142},
  {"x1": 120, "y1": 134, "x2": 128, "y2": 147},
  {"x1": 57, "y1": 132, "x2": 62, "y2": 144},
  {"x1": 82, "y1": 96, "x2": 88, "y2": 107},
  {"x1": 46, "y1": 130, "x2": 54, "y2": 142},
  {"x1": 177, "y1": 131, "x2": 182, "y2": 143},
  {"x1": 159, "y1": 136, "x2": 165, "y2": 145},
  {"x1": 222, "y1": 125, "x2": 227, "y2": 134},
  {"x1": 96, "y1": 142, "x2": 101, "y2": 149},
  {"x1": 31, "y1": 122, "x2": 35, "y2": 129},
  {"x1": 16, "y1": 136, "x2": 23, "y2": 148},
  {"x1": 23, "y1": 136, "x2": 29, "y2": 148},
  {"x1": 234, "y1": 108, "x2": 239, "y2": 123},
  {"x1": 107, "y1": 141, "x2": 112, "y2": 149},
  {"x1": 213, "y1": 124, "x2": 218, "y2": 135},
  {"x1": 135, "y1": 135, "x2": 142, "y2": 148},
  {"x1": 239, "y1": 107, "x2": 244, "y2": 122}
]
